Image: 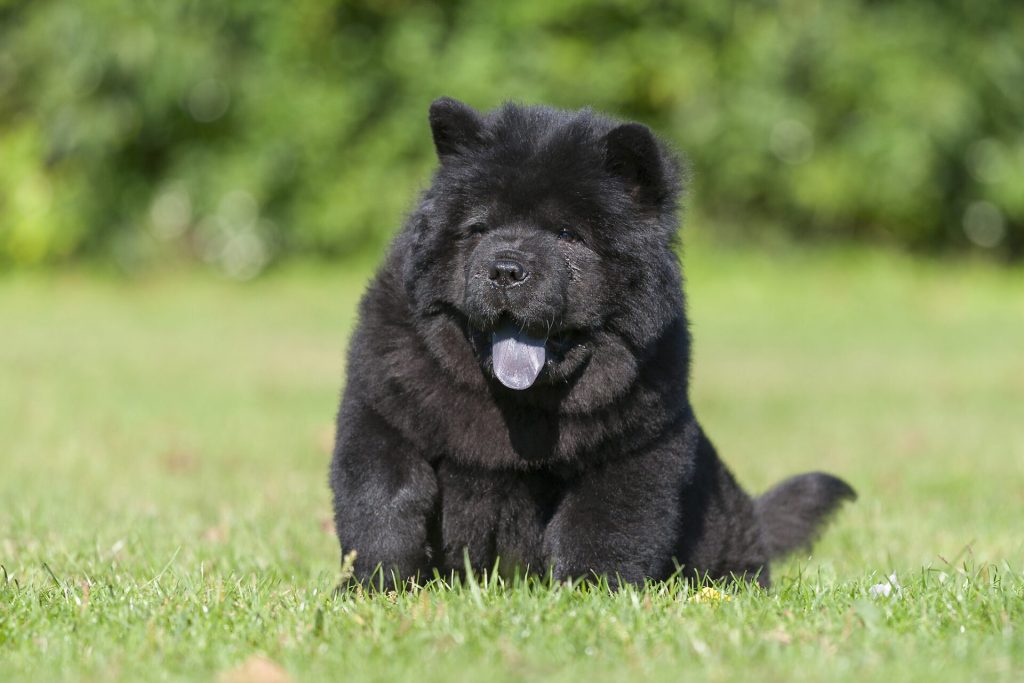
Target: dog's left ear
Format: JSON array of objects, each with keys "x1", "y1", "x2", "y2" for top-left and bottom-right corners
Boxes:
[
  {"x1": 603, "y1": 123, "x2": 668, "y2": 204},
  {"x1": 429, "y1": 97, "x2": 483, "y2": 160}
]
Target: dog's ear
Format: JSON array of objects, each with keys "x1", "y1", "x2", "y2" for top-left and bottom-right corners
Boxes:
[
  {"x1": 603, "y1": 123, "x2": 668, "y2": 204},
  {"x1": 429, "y1": 97, "x2": 483, "y2": 160}
]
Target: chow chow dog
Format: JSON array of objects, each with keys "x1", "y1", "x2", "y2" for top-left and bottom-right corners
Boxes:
[{"x1": 329, "y1": 97, "x2": 855, "y2": 588}]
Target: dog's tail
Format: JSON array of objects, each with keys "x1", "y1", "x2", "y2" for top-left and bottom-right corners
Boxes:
[{"x1": 755, "y1": 472, "x2": 857, "y2": 560}]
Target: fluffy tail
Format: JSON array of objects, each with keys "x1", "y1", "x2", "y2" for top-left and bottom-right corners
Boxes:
[{"x1": 755, "y1": 472, "x2": 857, "y2": 559}]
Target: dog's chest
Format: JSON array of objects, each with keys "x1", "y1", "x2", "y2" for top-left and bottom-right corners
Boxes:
[{"x1": 432, "y1": 460, "x2": 561, "y2": 575}]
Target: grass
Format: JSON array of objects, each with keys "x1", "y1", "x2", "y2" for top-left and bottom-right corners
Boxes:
[{"x1": 1, "y1": 244, "x2": 1023, "y2": 681}]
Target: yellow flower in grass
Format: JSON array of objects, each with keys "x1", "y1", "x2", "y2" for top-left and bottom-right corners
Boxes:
[{"x1": 692, "y1": 587, "x2": 732, "y2": 604}]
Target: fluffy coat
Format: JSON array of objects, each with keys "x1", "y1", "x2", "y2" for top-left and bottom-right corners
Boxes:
[{"x1": 330, "y1": 98, "x2": 855, "y2": 588}]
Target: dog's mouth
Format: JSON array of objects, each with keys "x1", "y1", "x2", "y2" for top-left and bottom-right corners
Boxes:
[
  {"x1": 490, "y1": 324, "x2": 546, "y2": 389},
  {"x1": 468, "y1": 319, "x2": 583, "y2": 390}
]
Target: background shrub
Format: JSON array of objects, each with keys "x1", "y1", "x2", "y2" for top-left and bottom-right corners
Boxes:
[{"x1": 1, "y1": 0, "x2": 1021, "y2": 273}]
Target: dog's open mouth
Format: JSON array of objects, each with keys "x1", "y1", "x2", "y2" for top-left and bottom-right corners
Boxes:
[
  {"x1": 491, "y1": 324, "x2": 546, "y2": 389},
  {"x1": 469, "y1": 320, "x2": 581, "y2": 390}
]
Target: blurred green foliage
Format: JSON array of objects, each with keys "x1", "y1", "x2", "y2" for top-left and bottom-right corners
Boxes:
[{"x1": 1, "y1": 0, "x2": 1022, "y2": 274}]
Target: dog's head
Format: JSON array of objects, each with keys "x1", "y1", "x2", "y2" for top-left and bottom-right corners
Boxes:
[{"x1": 404, "y1": 98, "x2": 686, "y2": 400}]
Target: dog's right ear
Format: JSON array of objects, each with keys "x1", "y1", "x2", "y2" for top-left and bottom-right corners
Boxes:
[{"x1": 429, "y1": 97, "x2": 483, "y2": 160}]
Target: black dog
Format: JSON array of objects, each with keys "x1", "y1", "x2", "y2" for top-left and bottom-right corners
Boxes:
[{"x1": 330, "y1": 98, "x2": 855, "y2": 588}]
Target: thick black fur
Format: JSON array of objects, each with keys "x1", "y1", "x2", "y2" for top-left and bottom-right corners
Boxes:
[{"x1": 329, "y1": 98, "x2": 856, "y2": 588}]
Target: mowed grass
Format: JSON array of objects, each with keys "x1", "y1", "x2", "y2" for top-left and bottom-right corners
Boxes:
[{"x1": 1, "y1": 245, "x2": 1022, "y2": 682}]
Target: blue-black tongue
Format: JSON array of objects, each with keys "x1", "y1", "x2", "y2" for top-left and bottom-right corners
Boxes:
[{"x1": 491, "y1": 324, "x2": 546, "y2": 390}]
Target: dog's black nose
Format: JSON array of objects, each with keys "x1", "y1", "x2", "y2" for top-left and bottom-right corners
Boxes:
[{"x1": 488, "y1": 258, "x2": 528, "y2": 286}]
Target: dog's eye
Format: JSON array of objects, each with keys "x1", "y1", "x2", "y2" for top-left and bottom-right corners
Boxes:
[
  {"x1": 466, "y1": 221, "x2": 487, "y2": 236},
  {"x1": 557, "y1": 228, "x2": 581, "y2": 243}
]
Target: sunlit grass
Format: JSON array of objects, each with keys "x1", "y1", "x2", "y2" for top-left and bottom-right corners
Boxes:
[{"x1": 2, "y1": 245, "x2": 1023, "y2": 681}]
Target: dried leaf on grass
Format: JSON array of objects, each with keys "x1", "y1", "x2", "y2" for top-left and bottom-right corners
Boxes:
[{"x1": 218, "y1": 655, "x2": 293, "y2": 683}]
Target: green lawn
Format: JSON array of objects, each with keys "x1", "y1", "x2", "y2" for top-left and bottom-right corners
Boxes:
[{"x1": 2, "y1": 246, "x2": 1022, "y2": 682}]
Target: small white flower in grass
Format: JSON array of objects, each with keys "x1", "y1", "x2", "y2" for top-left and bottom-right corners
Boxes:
[{"x1": 869, "y1": 573, "x2": 901, "y2": 599}]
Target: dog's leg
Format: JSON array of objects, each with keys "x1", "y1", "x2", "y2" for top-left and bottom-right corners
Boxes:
[
  {"x1": 542, "y1": 437, "x2": 689, "y2": 587},
  {"x1": 330, "y1": 400, "x2": 437, "y2": 589}
]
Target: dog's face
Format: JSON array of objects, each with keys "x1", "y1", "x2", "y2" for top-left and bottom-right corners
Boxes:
[
  {"x1": 458, "y1": 210, "x2": 604, "y2": 389},
  {"x1": 405, "y1": 98, "x2": 683, "y2": 395}
]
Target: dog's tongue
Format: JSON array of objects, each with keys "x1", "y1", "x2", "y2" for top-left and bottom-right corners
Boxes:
[{"x1": 491, "y1": 325, "x2": 546, "y2": 390}]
